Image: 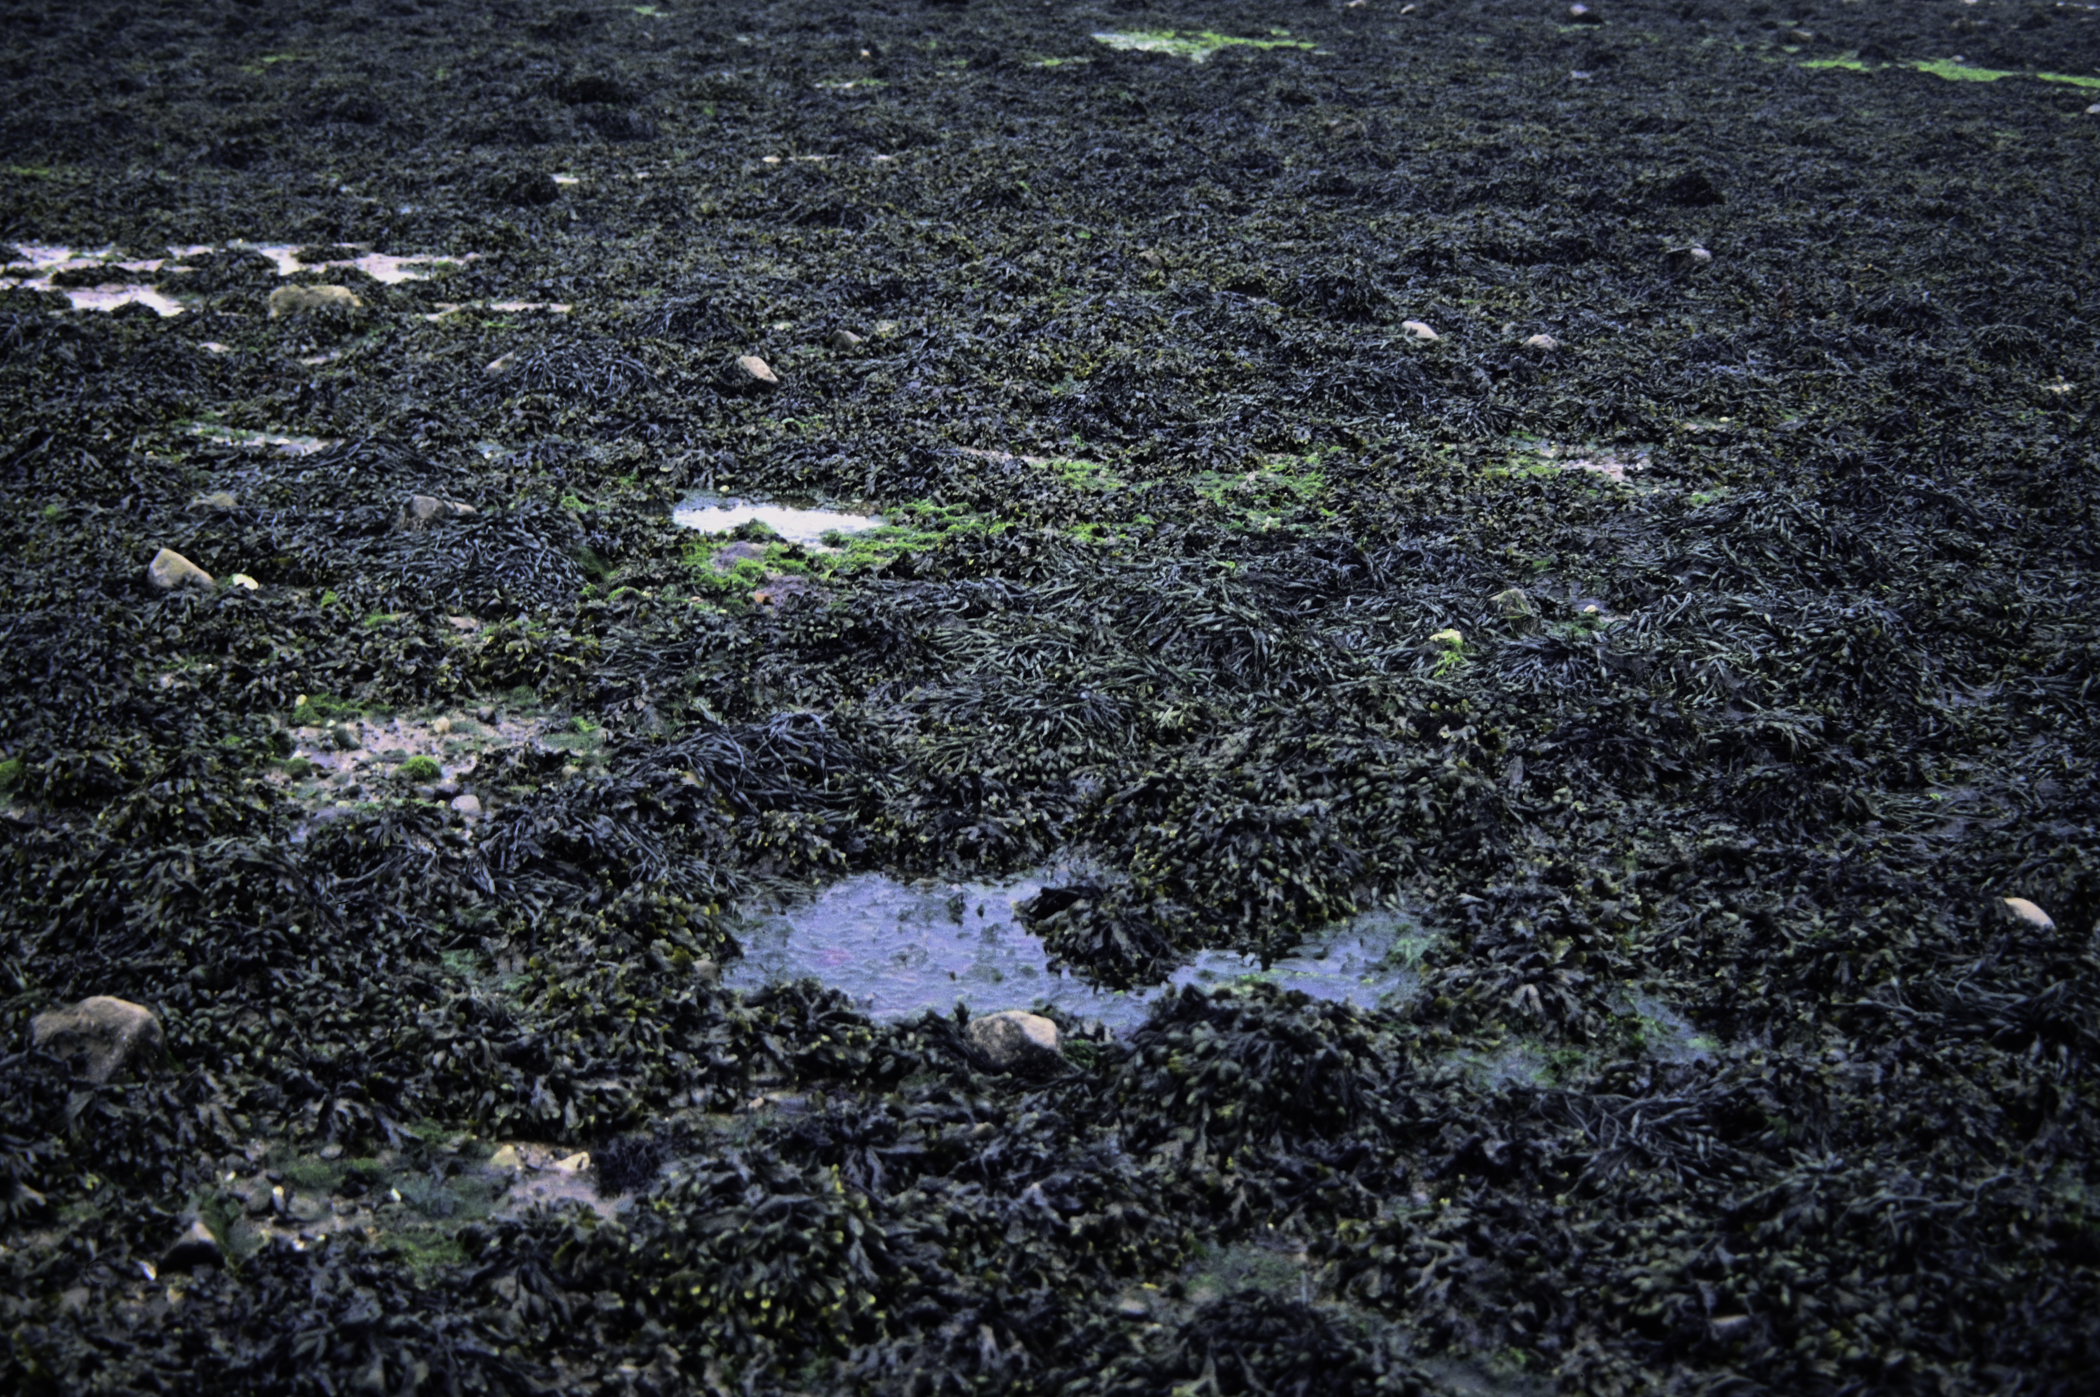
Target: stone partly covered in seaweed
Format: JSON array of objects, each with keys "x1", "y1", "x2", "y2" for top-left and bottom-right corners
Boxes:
[
  {"x1": 30, "y1": 996, "x2": 163, "y2": 1083},
  {"x1": 159, "y1": 1219, "x2": 222, "y2": 1273},
  {"x1": 398, "y1": 493, "x2": 478, "y2": 530},
  {"x1": 964, "y1": 1009, "x2": 1062, "y2": 1073}
]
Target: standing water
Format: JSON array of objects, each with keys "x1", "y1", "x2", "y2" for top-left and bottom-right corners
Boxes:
[{"x1": 723, "y1": 868, "x2": 1430, "y2": 1031}]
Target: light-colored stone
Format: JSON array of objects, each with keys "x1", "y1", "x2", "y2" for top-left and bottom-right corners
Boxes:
[
  {"x1": 148, "y1": 547, "x2": 214, "y2": 591},
  {"x1": 1687, "y1": 246, "x2": 1712, "y2": 264},
  {"x1": 732, "y1": 354, "x2": 779, "y2": 388},
  {"x1": 1428, "y1": 628, "x2": 1464, "y2": 649},
  {"x1": 267, "y1": 284, "x2": 363, "y2": 319},
  {"x1": 191, "y1": 491, "x2": 238, "y2": 511},
  {"x1": 2088, "y1": 102, "x2": 2100, "y2": 116},
  {"x1": 450, "y1": 793, "x2": 483, "y2": 820},
  {"x1": 554, "y1": 1151, "x2": 591, "y2": 1173},
  {"x1": 1523, "y1": 333, "x2": 1560, "y2": 352},
  {"x1": 485, "y1": 351, "x2": 517, "y2": 376},
  {"x1": 2003, "y1": 897, "x2": 2054, "y2": 931},
  {"x1": 229, "y1": 573, "x2": 259, "y2": 591},
  {"x1": 161, "y1": 1219, "x2": 223, "y2": 1272},
  {"x1": 31, "y1": 996, "x2": 163, "y2": 1083},
  {"x1": 1401, "y1": 320, "x2": 1441, "y2": 342},
  {"x1": 965, "y1": 1009, "x2": 1062, "y2": 1072},
  {"x1": 828, "y1": 329, "x2": 864, "y2": 350},
  {"x1": 1136, "y1": 248, "x2": 1167, "y2": 270}
]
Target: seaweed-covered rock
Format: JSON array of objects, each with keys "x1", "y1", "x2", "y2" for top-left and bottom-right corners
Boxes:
[
  {"x1": 160, "y1": 1218, "x2": 223, "y2": 1272},
  {"x1": 30, "y1": 996, "x2": 162, "y2": 1083}
]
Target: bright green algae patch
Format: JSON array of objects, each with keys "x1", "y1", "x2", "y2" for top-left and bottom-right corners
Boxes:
[
  {"x1": 1091, "y1": 29, "x2": 1315, "y2": 63},
  {"x1": 1801, "y1": 55, "x2": 2100, "y2": 88}
]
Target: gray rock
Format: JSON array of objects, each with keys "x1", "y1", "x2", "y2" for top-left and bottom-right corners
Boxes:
[
  {"x1": 31, "y1": 996, "x2": 163, "y2": 1083},
  {"x1": 161, "y1": 1219, "x2": 223, "y2": 1272},
  {"x1": 267, "y1": 284, "x2": 362, "y2": 319},
  {"x1": 1523, "y1": 333, "x2": 1561, "y2": 352},
  {"x1": 1490, "y1": 587, "x2": 1541, "y2": 635},
  {"x1": 190, "y1": 491, "x2": 238, "y2": 511},
  {"x1": 965, "y1": 1010, "x2": 1062, "y2": 1073},
  {"x1": 828, "y1": 329, "x2": 864, "y2": 350},
  {"x1": 401, "y1": 494, "x2": 477, "y2": 530},
  {"x1": 1400, "y1": 320, "x2": 1441, "y2": 342},
  {"x1": 148, "y1": 547, "x2": 214, "y2": 591},
  {"x1": 450, "y1": 793, "x2": 483, "y2": 820}
]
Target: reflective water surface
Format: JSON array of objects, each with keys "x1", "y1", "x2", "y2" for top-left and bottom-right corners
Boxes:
[{"x1": 724, "y1": 868, "x2": 1430, "y2": 1031}]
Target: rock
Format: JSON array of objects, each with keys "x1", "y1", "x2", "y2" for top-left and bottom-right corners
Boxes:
[
  {"x1": 1523, "y1": 333, "x2": 1561, "y2": 352},
  {"x1": 229, "y1": 573, "x2": 259, "y2": 591},
  {"x1": 1136, "y1": 248, "x2": 1167, "y2": 270},
  {"x1": 965, "y1": 1010, "x2": 1062, "y2": 1072},
  {"x1": 1401, "y1": 320, "x2": 1441, "y2": 342},
  {"x1": 1568, "y1": 3, "x2": 1602, "y2": 23},
  {"x1": 2087, "y1": 102, "x2": 2100, "y2": 117},
  {"x1": 484, "y1": 350, "x2": 517, "y2": 376},
  {"x1": 554, "y1": 1150, "x2": 591, "y2": 1173},
  {"x1": 267, "y1": 284, "x2": 362, "y2": 318},
  {"x1": 828, "y1": 329, "x2": 864, "y2": 350},
  {"x1": 2003, "y1": 897, "x2": 2054, "y2": 931},
  {"x1": 433, "y1": 779, "x2": 461, "y2": 798},
  {"x1": 148, "y1": 547, "x2": 214, "y2": 591},
  {"x1": 31, "y1": 996, "x2": 163, "y2": 1082},
  {"x1": 450, "y1": 793, "x2": 483, "y2": 820},
  {"x1": 400, "y1": 494, "x2": 477, "y2": 529},
  {"x1": 1668, "y1": 245, "x2": 1713, "y2": 270},
  {"x1": 161, "y1": 1219, "x2": 223, "y2": 1272},
  {"x1": 1490, "y1": 587, "x2": 1541, "y2": 635},
  {"x1": 191, "y1": 491, "x2": 238, "y2": 511},
  {"x1": 729, "y1": 354, "x2": 779, "y2": 390}
]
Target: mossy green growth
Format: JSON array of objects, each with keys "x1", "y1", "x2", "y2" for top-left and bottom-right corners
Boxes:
[
  {"x1": 1909, "y1": 58, "x2": 2020, "y2": 83},
  {"x1": 1092, "y1": 29, "x2": 1315, "y2": 63},
  {"x1": 291, "y1": 692, "x2": 361, "y2": 725},
  {"x1": 1192, "y1": 455, "x2": 1329, "y2": 531},
  {"x1": 1800, "y1": 56, "x2": 1873, "y2": 73},
  {"x1": 1038, "y1": 454, "x2": 1127, "y2": 494},
  {"x1": 398, "y1": 755, "x2": 441, "y2": 781},
  {"x1": 0, "y1": 757, "x2": 21, "y2": 790}
]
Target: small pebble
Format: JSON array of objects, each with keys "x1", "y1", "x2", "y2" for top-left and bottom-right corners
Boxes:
[
  {"x1": 229, "y1": 573, "x2": 259, "y2": 591},
  {"x1": 828, "y1": 329, "x2": 864, "y2": 349},
  {"x1": 484, "y1": 351, "x2": 517, "y2": 376},
  {"x1": 1401, "y1": 320, "x2": 1441, "y2": 341},
  {"x1": 1524, "y1": 333, "x2": 1561, "y2": 351},
  {"x1": 451, "y1": 793, "x2": 483, "y2": 820}
]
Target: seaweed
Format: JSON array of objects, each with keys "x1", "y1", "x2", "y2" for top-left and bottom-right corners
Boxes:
[{"x1": 3, "y1": 0, "x2": 2099, "y2": 1391}]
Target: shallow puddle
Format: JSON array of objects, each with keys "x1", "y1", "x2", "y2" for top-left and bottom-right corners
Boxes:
[
  {"x1": 724, "y1": 869, "x2": 1427, "y2": 1031},
  {"x1": 190, "y1": 423, "x2": 337, "y2": 455},
  {"x1": 673, "y1": 493, "x2": 883, "y2": 544},
  {"x1": 2, "y1": 240, "x2": 475, "y2": 316}
]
